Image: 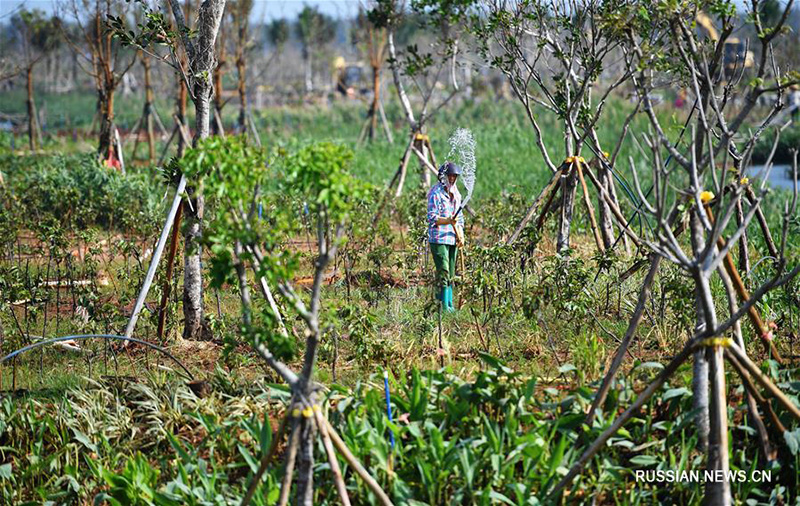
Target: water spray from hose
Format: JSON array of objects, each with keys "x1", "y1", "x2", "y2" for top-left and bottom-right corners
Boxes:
[{"x1": 447, "y1": 128, "x2": 476, "y2": 217}]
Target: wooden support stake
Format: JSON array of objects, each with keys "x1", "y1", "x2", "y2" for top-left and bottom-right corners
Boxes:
[
  {"x1": 378, "y1": 99, "x2": 394, "y2": 144},
  {"x1": 123, "y1": 175, "x2": 187, "y2": 341},
  {"x1": 157, "y1": 125, "x2": 178, "y2": 166},
  {"x1": 277, "y1": 418, "x2": 301, "y2": 506},
  {"x1": 313, "y1": 408, "x2": 352, "y2": 506},
  {"x1": 727, "y1": 341, "x2": 800, "y2": 422},
  {"x1": 584, "y1": 254, "x2": 661, "y2": 426},
  {"x1": 393, "y1": 134, "x2": 416, "y2": 198},
  {"x1": 576, "y1": 161, "x2": 605, "y2": 253},
  {"x1": 581, "y1": 166, "x2": 643, "y2": 249},
  {"x1": 704, "y1": 204, "x2": 783, "y2": 364},
  {"x1": 725, "y1": 350, "x2": 787, "y2": 434},
  {"x1": 745, "y1": 186, "x2": 779, "y2": 258},
  {"x1": 156, "y1": 202, "x2": 184, "y2": 342},
  {"x1": 425, "y1": 136, "x2": 438, "y2": 169},
  {"x1": 706, "y1": 344, "x2": 731, "y2": 505},
  {"x1": 506, "y1": 167, "x2": 563, "y2": 245},
  {"x1": 325, "y1": 419, "x2": 394, "y2": 506},
  {"x1": 550, "y1": 339, "x2": 697, "y2": 499},
  {"x1": 606, "y1": 169, "x2": 631, "y2": 254}
]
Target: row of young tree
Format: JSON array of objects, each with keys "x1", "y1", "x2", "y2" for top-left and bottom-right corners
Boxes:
[{"x1": 1, "y1": 0, "x2": 450, "y2": 156}]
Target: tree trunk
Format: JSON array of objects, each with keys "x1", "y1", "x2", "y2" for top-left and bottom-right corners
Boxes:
[
  {"x1": 177, "y1": 77, "x2": 188, "y2": 157},
  {"x1": 53, "y1": 52, "x2": 61, "y2": 93},
  {"x1": 596, "y1": 164, "x2": 615, "y2": 248},
  {"x1": 143, "y1": 54, "x2": 156, "y2": 164},
  {"x1": 72, "y1": 52, "x2": 79, "y2": 90},
  {"x1": 183, "y1": 88, "x2": 209, "y2": 340},
  {"x1": 690, "y1": 211, "x2": 710, "y2": 450},
  {"x1": 98, "y1": 87, "x2": 116, "y2": 158},
  {"x1": 236, "y1": 13, "x2": 248, "y2": 132},
  {"x1": 26, "y1": 65, "x2": 39, "y2": 151},
  {"x1": 182, "y1": 186, "x2": 206, "y2": 340},
  {"x1": 295, "y1": 396, "x2": 316, "y2": 505},
  {"x1": 707, "y1": 344, "x2": 731, "y2": 505},
  {"x1": 696, "y1": 272, "x2": 730, "y2": 505},
  {"x1": 212, "y1": 22, "x2": 226, "y2": 136},
  {"x1": 556, "y1": 168, "x2": 578, "y2": 254},
  {"x1": 236, "y1": 53, "x2": 246, "y2": 132},
  {"x1": 369, "y1": 66, "x2": 380, "y2": 141},
  {"x1": 304, "y1": 50, "x2": 313, "y2": 93},
  {"x1": 180, "y1": 0, "x2": 227, "y2": 341}
]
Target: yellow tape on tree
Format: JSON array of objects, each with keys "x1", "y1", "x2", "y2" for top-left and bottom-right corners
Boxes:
[{"x1": 698, "y1": 337, "x2": 733, "y2": 348}]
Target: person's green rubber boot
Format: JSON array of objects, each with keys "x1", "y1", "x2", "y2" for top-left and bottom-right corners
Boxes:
[{"x1": 443, "y1": 286, "x2": 455, "y2": 312}]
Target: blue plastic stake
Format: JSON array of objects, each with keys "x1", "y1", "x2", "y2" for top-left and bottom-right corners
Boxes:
[
  {"x1": 258, "y1": 202, "x2": 263, "y2": 220},
  {"x1": 384, "y1": 370, "x2": 395, "y2": 449}
]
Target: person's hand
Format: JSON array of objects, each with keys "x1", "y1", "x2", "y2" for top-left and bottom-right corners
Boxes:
[
  {"x1": 438, "y1": 216, "x2": 456, "y2": 226},
  {"x1": 455, "y1": 226, "x2": 465, "y2": 246}
]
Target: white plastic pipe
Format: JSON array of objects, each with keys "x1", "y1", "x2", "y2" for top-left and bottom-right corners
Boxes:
[{"x1": 124, "y1": 174, "x2": 187, "y2": 339}]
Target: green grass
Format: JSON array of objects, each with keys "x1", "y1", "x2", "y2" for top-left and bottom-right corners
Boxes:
[{"x1": 1, "y1": 89, "x2": 679, "y2": 205}]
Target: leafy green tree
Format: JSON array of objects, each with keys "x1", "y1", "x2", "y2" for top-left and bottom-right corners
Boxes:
[
  {"x1": 180, "y1": 137, "x2": 385, "y2": 504},
  {"x1": 266, "y1": 18, "x2": 290, "y2": 51}
]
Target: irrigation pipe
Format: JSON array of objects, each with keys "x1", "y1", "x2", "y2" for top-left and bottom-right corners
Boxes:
[
  {"x1": 384, "y1": 370, "x2": 396, "y2": 449},
  {"x1": 607, "y1": 99, "x2": 698, "y2": 251},
  {"x1": 0, "y1": 334, "x2": 194, "y2": 381},
  {"x1": 124, "y1": 174, "x2": 187, "y2": 340}
]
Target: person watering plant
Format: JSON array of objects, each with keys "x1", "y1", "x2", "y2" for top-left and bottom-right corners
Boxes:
[{"x1": 427, "y1": 161, "x2": 465, "y2": 312}]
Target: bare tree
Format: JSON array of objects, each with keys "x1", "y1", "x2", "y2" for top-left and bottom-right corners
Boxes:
[
  {"x1": 61, "y1": 0, "x2": 137, "y2": 159},
  {"x1": 10, "y1": 10, "x2": 60, "y2": 151},
  {"x1": 476, "y1": 0, "x2": 636, "y2": 254},
  {"x1": 548, "y1": 1, "x2": 800, "y2": 503},
  {"x1": 353, "y1": 4, "x2": 390, "y2": 143},
  {"x1": 371, "y1": 0, "x2": 470, "y2": 197}
]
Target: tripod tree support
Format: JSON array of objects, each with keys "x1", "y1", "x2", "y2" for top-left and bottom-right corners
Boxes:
[
  {"x1": 124, "y1": 174, "x2": 187, "y2": 341},
  {"x1": 506, "y1": 164, "x2": 564, "y2": 245},
  {"x1": 702, "y1": 195, "x2": 783, "y2": 363},
  {"x1": 156, "y1": 201, "x2": 184, "y2": 341}
]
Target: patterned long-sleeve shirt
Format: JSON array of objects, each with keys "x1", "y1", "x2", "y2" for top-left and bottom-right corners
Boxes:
[{"x1": 427, "y1": 182, "x2": 464, "y2": 245}]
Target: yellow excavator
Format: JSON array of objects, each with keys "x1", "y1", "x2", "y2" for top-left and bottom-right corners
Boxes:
[{"x1": 696, "y1": 12, "x2": 755, "y2": 76}]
